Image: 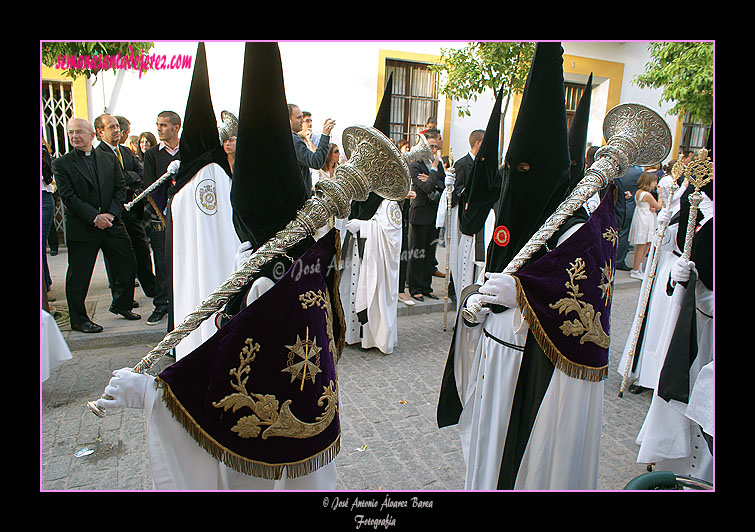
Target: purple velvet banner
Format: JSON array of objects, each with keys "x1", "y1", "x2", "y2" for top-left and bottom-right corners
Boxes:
[
  {"x1": 158, "y1": 229, "x2": 344, "y2": 473},
  {"x1": 514, "y1": 187, "x2": 618, "y2": 379}
]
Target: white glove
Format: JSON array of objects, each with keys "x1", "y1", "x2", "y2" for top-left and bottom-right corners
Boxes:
[
  {"x1": 95, "y1": 368, "x2": 153, "y2": 410},
  {"x1": 167, "y1": 160, "x2": 181, "y2": 174},
  {"x1": 444, "y1": 168, "x2": 456, "y2": 187},
  {"x1": 345, "y1": 219, "x2": 362, "y2": 235},
  {"x1": 657, "y1": 207, "x2": 672, "y2": 227},
  {"x1": 234, "y1": 240, "x2": 254, "y2": 270},
  {"x1": 670, "y1": 258, "x2": 695, "y2": 284},
  {"x1": 464, "y1": 293, "x2": 491, "y2": 324},
  {"x1": 478, "y1": 272, "x2": 518, "y2": 309}
]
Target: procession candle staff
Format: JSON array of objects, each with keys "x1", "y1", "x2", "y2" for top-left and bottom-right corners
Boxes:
[
  {"x1": 677, "y1": 148, "x2": 713, "y2": 263},
  {"x1": 618, "y1": 158, "x2": 685, "y2": 397},
  {"x1": 88, "y1": 124, "x2": 411, "y2": 417},
  {"x1": 443, "y1": 147, "x2": 454, "y2": 331},
  {"x1": 461, "y1": 103, "x2": 673, "y2": 323},
  {"x1": 123, "y1": 160, "x2": 180, "y2": 211}
]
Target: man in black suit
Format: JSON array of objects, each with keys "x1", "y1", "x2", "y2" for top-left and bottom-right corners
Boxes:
[
  {"x1": 95, "y1": 114, "x2": 156, "y2": 302},
  {"x1": 53, "y1": 118, "x2": 138, "y2": 333},
  {"x1": 407, "y1": 134, "x2": 446, "y2": 301}
]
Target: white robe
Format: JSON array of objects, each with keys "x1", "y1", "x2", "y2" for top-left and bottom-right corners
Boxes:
[
  {"x1": 41, "y1": 309, "x2": 73, "y2": 382},
  {"x1": 436, "y1": 189, "x2": 476, "y2": 298},
  {"x1": 635, "y1": 274, "x2": 714, "y2": 482},
  {"x1": 618, "y1": 223, "x2": 680, "y2": 389},
  {"x1": 635, "y1": 200, "x2": 713, "y2": 482},
  {"x1": 617, "y1": 183, "x2": 688, "y2": 388},
  {"x1": 170, "y1": 163, "x2": 240, "y2": 360},
  {"x1": 143, "y1": 271, "x2": 337, "y2": 490},
  {"x1": 457, "y1": 222, "x2": 603, "y2": 490},
  {"x1": 341, "y1": 200, "x2": 402, "y2": 354}
]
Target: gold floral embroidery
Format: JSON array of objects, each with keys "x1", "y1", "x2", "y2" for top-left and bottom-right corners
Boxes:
[
  {"x1": 599, "y1": 260, "x2": 615, "y2": 305},
  {"x1": 300, "y1": 289, "x2": 336, "y2": 358},
  {"x1": 548, "y1": 258, "x2": 610, "y2": 349},
  {"x1": 603, "y1": 227, "x2": 619, "y2": 247},
  {"x1": 212, "y1": 336, "x2": 338, "y2": 440}
]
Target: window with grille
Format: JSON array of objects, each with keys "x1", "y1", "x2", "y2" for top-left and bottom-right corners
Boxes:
[
  {"x1": 42, "y1": 79, "x2": 75, "y2": 245},
  {"x1": 565, "y1": 82, "x2": 585, "y2": 129},
  {"x1": 42, "y1": 80, "x2": 75, "y2": 158},
  {"x1": 679, "y1": 112, "x2": 711, "y2": 154},
  {"x1": 385, "y1": 59, "x2": 439, "y2": 146}
]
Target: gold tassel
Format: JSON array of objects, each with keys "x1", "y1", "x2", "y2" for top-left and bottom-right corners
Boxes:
[
  {"x1": 156, "y1": 378, "x2": 341, "y2": 480},
  {"x1": 514, "y1": 277, "x2": 608, "y2": 383}
]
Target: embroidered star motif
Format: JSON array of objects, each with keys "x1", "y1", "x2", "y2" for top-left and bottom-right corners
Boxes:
[{"x1": 282, "y1": 330, "x2": 322, "y2": 388}]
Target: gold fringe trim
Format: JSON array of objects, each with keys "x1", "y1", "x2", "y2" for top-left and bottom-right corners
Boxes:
[
  {"x1": 331, "y1": 229, "x2": 347, "y2": 364},
  {"x1": 155, "y1": 378, "x2": 341, "y2": 480},
  {"x1": 513, "y1": 276, "x2": 608, "y2": 382}
]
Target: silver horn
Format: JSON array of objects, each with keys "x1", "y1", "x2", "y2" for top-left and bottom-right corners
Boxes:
[
  {"x1": 461, "y1": 103, "x2": 672, "y2": 323},
  {"x1": 403, "y1": 132, "x2": 432, "y2": 164},
  {"x1": 88, "y1": 125, "x2": 410, "y2": 417}
]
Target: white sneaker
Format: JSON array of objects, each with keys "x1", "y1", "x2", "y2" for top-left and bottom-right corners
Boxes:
[{"x1": 629, "y1": 270, "x2": 644, "y2": 280}]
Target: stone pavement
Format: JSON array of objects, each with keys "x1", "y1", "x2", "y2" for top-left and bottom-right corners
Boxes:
[{"x1": 41, "y1": 244, "x2": 653, "y2": 491}]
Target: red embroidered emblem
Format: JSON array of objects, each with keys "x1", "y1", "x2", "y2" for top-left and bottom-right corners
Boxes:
[{"x1": 494, "y1": 225, "x2": 510, "y2": 247}]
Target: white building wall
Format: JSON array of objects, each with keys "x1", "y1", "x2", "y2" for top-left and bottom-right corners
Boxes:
[{"x1": 82, "y1": 40, "x2": 679, "y2": 166}]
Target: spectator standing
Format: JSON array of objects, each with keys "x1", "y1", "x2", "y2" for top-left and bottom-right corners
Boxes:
[
  {"x1": 137, "y1": 132, "x2": 157, "y2": 162},
  {"x1": 288, "y1": 104, "x2": 334, "y2": 196},
  {"x1": 95, "y1": 113, "x2": 156, "y2": 303},
  {"x1": 628, "y1": 171, "x2": 662, "y2": 279},
  {"x1": 52, "y1": 118, "x2": 138, "y2": 332},
  {"x1": 406, "y1": 134, "x2": 445, "y2": 301},
  {"x1": 142, "y1": 111, "x2": 181, "y2": 325}
]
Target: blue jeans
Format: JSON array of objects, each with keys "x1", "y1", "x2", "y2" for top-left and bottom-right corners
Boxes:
[{"x1": 42, "y1": 191, "x2": 54, "y2": 288}]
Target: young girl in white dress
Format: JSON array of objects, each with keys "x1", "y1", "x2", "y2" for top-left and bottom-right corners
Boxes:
[{"x1": 629, "y1": 171, "x2": 663, "y2": 280}]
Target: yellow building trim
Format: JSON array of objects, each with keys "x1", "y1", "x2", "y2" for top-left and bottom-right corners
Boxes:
[
  {"x1": 377, "y1": 49, "x2": 451, "y2": 157},
  {"x1": 41, "y1": 64, "x2": 89, "y2": 121},
  {"x1": 510, "y1": 54, "x2": 624, "y2": 141}
]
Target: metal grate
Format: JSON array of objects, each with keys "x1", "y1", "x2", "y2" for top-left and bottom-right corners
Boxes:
[
  {"x1": 42, "y1": 79, "x2": 75, "y2": 245},
  {"x1": 42, "y1": 80, "x2": 75, "y2": 158},
  {"x1": 386, "y1": 59, "x2": 439, "y2": 146}
]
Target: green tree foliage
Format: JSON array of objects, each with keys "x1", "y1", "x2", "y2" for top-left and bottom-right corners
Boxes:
[
  {"x1": 633, "y1": 42, "x2": 713, "y2": 124},
  {"x1": 431, "y1": 42, "x2": 535, "y2": 117},
  {"x1": 431, "y1": 42, "x2": 535, "y2": 161},
  {"x1": 41, "y1": 41, "x2": 155, "y2": 80}
]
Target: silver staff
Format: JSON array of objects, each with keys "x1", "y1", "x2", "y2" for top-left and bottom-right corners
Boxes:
[
  {"x1": 88, "y1": 125, "x2": 410, "y2": 417},
  {"x1": 461, "y1": 103, "x2": 672, "y2": 323},
  {"x1": 124, "y1": 160, "x2": 181, "y2": 211},
  {"x1": 618, "y1": 159, "x2": 683, "y2": 397},
  {"x1": 443, "y1": 147, "x2": 454, "y2": 331}
]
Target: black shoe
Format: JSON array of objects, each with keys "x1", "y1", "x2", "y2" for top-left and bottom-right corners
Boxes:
[
  {"x1": 629, "y1": 383, "x2": 648, "y2": 395},
  {"x1": 424, "y1": 292, "x2": 439, "y2": 300},
  {"x1": 147, "y1": 309, "x2": 168, "y2": 325},
  {"x1": 411, "y1": 293, "x2": 424, "y2": 302},
  {"x1": 616, "y1": 262, "x2": 631, "y2": 271},
  {"x1": 109, "y1": 306, "x2": 141, "y2": 320},
  {"x1": 132, "y1": 300, "x2": 140, "y2": 309},
  {"x1": 71, "y1": 320, "x2": 103, "y2": 333}
]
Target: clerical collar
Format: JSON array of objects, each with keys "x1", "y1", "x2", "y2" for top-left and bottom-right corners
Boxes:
[
  {"x1": 75, "y1": 147, "x2": 93, "y2": 157},
  {"x1": 159, "y1": 141, "x2": 180, "y2": 156}
]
